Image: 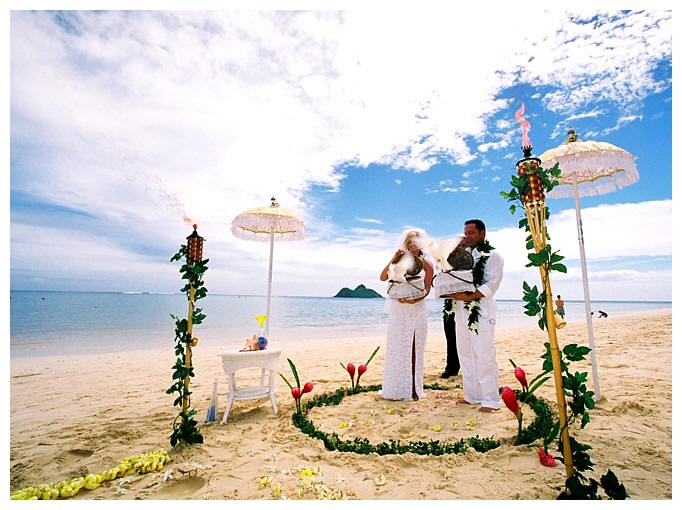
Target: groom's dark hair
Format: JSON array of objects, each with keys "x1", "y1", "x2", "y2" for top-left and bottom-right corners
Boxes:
[{"x1": 465, "y1": 219, "x2": 486, "y2": 232}]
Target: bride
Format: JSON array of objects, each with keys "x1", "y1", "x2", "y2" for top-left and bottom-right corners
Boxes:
[{"x1": 379, "y1": 229, "x2": 434, "y2": 400}]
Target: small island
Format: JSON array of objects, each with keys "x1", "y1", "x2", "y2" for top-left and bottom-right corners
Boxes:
[{"x1": 333, "y1": 284, "x2": 383, "y2": 298}]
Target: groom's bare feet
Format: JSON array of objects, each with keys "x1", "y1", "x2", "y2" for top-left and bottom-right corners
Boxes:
[
  {"x1": 455, "y1": 398, "x2": 473, "y2": 405},
  {"x1": 479, "y1": 406, "x2": 497, "y2": 413}
]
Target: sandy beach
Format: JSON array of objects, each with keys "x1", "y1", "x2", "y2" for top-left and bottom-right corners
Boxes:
[{"x1": 9, "y1": 310, "x2": 672, "y2": 500}]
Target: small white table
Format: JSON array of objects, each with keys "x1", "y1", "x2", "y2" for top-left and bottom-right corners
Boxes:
[{"x1": 219, "y1": 348, "x2": 282, "y2": 424}]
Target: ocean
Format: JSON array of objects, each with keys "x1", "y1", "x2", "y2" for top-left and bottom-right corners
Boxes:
[{"x1": 9, "y1": 290, "x2": 671, "y2": 358}]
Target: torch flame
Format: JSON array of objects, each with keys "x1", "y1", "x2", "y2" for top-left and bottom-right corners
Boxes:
[{"x1": 515, "y1": 103, "x2": 532, "y2": 149}]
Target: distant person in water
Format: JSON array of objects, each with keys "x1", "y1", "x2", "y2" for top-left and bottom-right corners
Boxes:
[{"x1": 555, "y1": 295, "x2": 565, "y2": 318}]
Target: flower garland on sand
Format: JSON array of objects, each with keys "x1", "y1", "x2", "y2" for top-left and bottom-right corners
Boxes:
[
  {"x1": 462, "y1": 239, "x2": 493, "y2": 333},
  {"x1": 11, "y1": 449, "x2": 171, "y2": 500},
  {"x1": 287, "y1": 373, "x2": 554, "y2": 457}
]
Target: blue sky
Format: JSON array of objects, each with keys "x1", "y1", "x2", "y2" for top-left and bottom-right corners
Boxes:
[{"x1": 8, "y1": 8, "x2": 674, "y2": 301}]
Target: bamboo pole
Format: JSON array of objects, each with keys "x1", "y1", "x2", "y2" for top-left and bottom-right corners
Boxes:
[
  {"x1": 182, "y1": 285, "x2": 195, "y2": 418},
  {"x1": 525, "y1": 201, "x2": 574, "y2": 479}
]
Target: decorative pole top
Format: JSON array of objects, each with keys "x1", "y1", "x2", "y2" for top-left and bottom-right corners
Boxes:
[
  {"x1": 563, "y1": 129, "x2": 579, "y2": 144},
  {"x1": 270, "y1": 197, "x2": 279, "y2": 208},
  {"x1": 186, "y1": 224, "x2": 205, "y2": 263}
]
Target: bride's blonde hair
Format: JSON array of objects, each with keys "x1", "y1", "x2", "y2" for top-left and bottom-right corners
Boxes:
[{"x1": 398, "y1": 228, "x2": 430, "y2": 252}]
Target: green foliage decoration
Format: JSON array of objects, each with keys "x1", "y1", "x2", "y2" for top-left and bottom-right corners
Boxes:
[
  {"x1": 289, "y1": 382, "x2": 550, "y2": 457},
  {"x1": 167, "y1": 243, "x2": 209, "y2": 447},
  {"x1": 462, "y1": 240, "x2": 494, "y2": 332},
  {"x1": 501, "y1": 162, "x2": 627, "y2": 499}
]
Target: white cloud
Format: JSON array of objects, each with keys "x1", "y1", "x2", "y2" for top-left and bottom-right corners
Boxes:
[
  {"x1": 477, "y1": 139, "x2": 510, "y2": 153},
  {"x1": 530, "y1": 11, "x2": 672, "y2": 115},
  {"x1": 9, "y1": 10, "x2": 672, "y2": 299},
  {"x1": 10, "y1": 199, "x2": 672, "y2": 300},
  {"x1": 545, "y1": 199, "x2": 671, "y2": 260},
  {"x1": 584, "y1": 114, "x2": 644, "y2": 138},
  {"x1": 355, "y1": 217, "x2": 383, "y2": 225}
]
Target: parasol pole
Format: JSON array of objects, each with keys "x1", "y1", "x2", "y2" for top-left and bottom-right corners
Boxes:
[
  {"x1": 265, "y1": 226, "x2": 275, "y2": 338},
  {"x1": 572, "y1": 178, "x2": 601, "y2": 401}
]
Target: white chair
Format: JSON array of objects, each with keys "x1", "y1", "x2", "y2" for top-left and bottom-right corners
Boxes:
[{"x1": 219, "y1": 348, "x2": 282, "y2": 424}]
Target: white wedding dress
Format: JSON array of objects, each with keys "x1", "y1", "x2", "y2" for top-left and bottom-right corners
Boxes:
[{"x1": 380, "y1": 296, "x2": 427, "y2": 400}]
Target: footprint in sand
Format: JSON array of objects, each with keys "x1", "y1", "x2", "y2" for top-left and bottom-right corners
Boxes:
[
  {"x1": 52, "y1": 448, "x2": 94, "y2": 476},
  {"x1": 54, "y1": 448, "x2": 94, "y2": 465},
  {"x1": 155, "y1": 477, "x2": 206, "y2": 499}
]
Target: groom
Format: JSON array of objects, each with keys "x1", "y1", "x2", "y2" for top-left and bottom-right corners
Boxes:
[{"x1": 443, "y1": 219, "x2": 504, "y2": 413}]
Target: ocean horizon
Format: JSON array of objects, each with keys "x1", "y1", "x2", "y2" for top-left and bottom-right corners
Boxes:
[{"x1": 10, "y1": 290, "x2": 672, "y2": 358}]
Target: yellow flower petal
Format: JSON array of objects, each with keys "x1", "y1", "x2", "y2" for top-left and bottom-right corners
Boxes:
[
  {"x1": 432, "y1": 425, "x2": 442, "y2": 432},
  {"x1": 385, "y1": 408, "x2": 393, "y2": 415},
  {"x1": 418, "y1": 433, "x2": 427, "y2": 438},
  {"x1": 339, "y1": 423, "x2": 348, "y2": 429},
  {"x1": 451, "y1": 421, "x2": 459, "y2": 428},
  {"x1": 258, "y1": 476, "x2": 272, "y2": 489}
]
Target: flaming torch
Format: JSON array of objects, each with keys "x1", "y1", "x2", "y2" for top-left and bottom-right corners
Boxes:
[{"x1": 514, "y1": 104, "x2": 574, "y2": 479}]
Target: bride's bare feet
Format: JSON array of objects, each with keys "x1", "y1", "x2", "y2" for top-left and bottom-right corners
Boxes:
[
  {"x1": 456, "y1": 398, "x2": 473, "y2": 405},
  {"x1": 479, "y1": 406, "x2": 497, "y2": 413}
]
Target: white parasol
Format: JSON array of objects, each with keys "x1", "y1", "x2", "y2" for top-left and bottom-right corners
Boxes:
[
  {"x1": 231, "y1": 197, "x2": 306, "y2": 337},
  {"x1": 539, "y1": 130, "x2": 639, "y2": 401}
]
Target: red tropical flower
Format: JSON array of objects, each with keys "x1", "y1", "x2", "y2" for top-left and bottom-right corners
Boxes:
[
  {"x1": 355, "y1": 364, "x2": 367, "y2": 385},
  {"x1": 302, "y1": 382, "x2": 314, "y2": 394},
  {"x1": 501, "y1": 386, "x2": 519, "y2": 416},
  {"x1": 291, "y1": 387, "x2": 301, "y2": 400},
  {"x1": 537, "y1": 448, "x2": 557, "y2": 467},
  {"x1": 514, "y1": 366, "x2": 529, "y2": 391}
]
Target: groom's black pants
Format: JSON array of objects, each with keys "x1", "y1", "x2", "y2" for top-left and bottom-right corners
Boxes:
[{"x1": 443, "y1": 312, "x2": 460, "y2": 375}]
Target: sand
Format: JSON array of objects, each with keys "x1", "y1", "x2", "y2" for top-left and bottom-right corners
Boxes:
[{"x1": 9, "y1": 310, "x2": 672, "y2": 500}]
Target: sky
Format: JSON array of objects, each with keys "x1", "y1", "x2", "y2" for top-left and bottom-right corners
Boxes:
[{"x1": 8, "y1": 6, "x2": 675, "y2": 301}]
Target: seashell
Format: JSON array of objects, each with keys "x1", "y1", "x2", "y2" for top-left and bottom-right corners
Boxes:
[
  {"x1": 446, "y1": 246, "x2": 474, "y2": 271},
  {"x1": 387, "y1": 252, "x2": 422, "y2": 283}
]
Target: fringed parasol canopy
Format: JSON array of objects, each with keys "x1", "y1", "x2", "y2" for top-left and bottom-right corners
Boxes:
[
  {"x1": 231, "y1": 198, "x2": 306, "y2": 241},
  {"x1": 540, "y1": 140, "x2": 639, "y2": 199},
  {"x1": 230, "y1": 197, "x2": 306, "y2": 337}
]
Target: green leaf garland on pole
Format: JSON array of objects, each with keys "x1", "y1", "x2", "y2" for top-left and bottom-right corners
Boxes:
[{"x1": 167, "y1": 225, "x2": 208, "y2": 447}]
